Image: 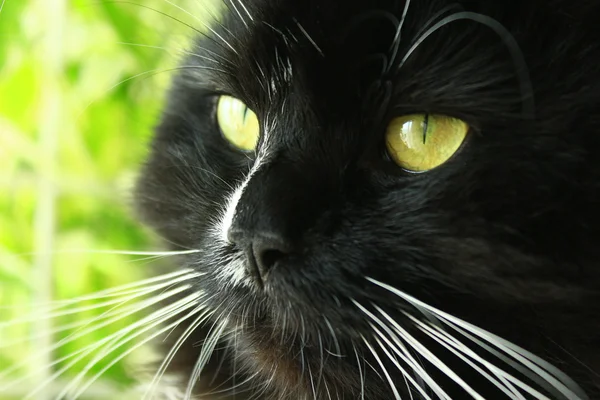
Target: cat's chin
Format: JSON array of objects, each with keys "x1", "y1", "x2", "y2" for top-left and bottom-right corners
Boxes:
[
  {"x1": 230, "y1": 327, "x2": 306, "y2": 387},
  {"x1": 224, "y1": 325, "x2": 369, "y2": 399}
]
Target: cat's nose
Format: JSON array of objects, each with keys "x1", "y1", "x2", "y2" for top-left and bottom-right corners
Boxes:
[{"x1": 228, "y1": 230, "x2": 291, "y2": 286}]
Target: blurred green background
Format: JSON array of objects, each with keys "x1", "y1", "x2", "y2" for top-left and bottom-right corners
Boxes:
[{"x1": 0, "y1": 0, "x2": 220, "y2": 398}]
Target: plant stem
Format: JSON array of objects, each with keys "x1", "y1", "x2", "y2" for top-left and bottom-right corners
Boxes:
[{"x1": 33, "y1": 0, "x2": 66, "y2": 398}]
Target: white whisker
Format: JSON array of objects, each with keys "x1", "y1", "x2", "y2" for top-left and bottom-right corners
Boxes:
[
  {"x1": 205, "y1": 370, "x2": 259, "y2": 397},
  {"x1": 33, "y1": 269, "x2": 197, "y2": 308},
  {"x1": 373, "y1": 324, "x2": 444, "y2": 400},
  {"x1": 316, "y1": 331, "x2": 325, "y2": 393},
  {"x1": 0, "y1": 283, "x2": 185, "y2": 347},
  {"x1": 420, "y1": 320, "x2": 554, "y2": 399},
  {"x1": 64, "y1": 294, "x2": 203, "y2": 400},
  {"x1": 1, "y1": 273, "x2": 198, "y2": 326},
  {"x1": 361, "y1": 335, "x2": 402, "y2": 400},
  {"x1": 77, "y1": 65, "x2": 229, "y2": 120},
  {"x1": 353, "y1": 344, "x2": 366, "y2": 400},
  {"x1": 293, "y1": 19, "x2": 324, "y2": 56},
  {"x1": 0, "y1": 274, "x2": 199, "y2": 329},
  {"x1": 372, "y1": 333, "x2": 429, "y2": 400},
  {"x1": 323, "y1": 316, "x2": 342, "y2": 357},
  {"x1": 143, "y1": 306, "x2": 214, "y2": 399},
  {"x1": 18, "y1": 290, "x2": 193, "y2": 399},
  {"x1": 14, "y1": 248, "x2": 201, "y2": 257},
  {"x1": 367, "y1": 277, "x2": 589, "y2": 400},
  {"x1": 0, "y1": 269, "x2": 197, "y2": 313},
  {"x1": 409, "y1": 315, "x2": 527, "y2": 400},
  {"x1": 353, "y1": 301, "x2": 449, "y2": 399},
  {"x1": 386, "y1": 0, "x2": 412, "y2": 68},
  {"x1": 228, "y1": 0, "x2": 249, "y2": 29},
  {"x1": 44, "y1": 293, "x2": 201, "y2": 400},
  {"x1": 440, "y1": 318, "x2": 585, "y2": 400},
  {"x1": 306, "y1": 355, "x2": 317, "y2": 400},
  {"x1": 160, "y1": 0, "x2": 200, "y2": 23},
  {"x1": 0, "y1": 285, "x2": 192, "y2": 384},
  {"x1": 185, "y1": 316, "x2": 230, "y2": 399},
  {"x1": 163, "y1": 0, "x2": 237, "y2": 52},
  {"x1": 412, "y1": 4, "x2": 464, "y2": 44},
  {"x1": 375, "y1": 305, "x2": 484, "y2": 400},
  {"x1": 396, "y1": 11, "x2": 534, "y2": 118},
  {"x1": 235, "y1": 0, "x2": 254, "y2": 22}
]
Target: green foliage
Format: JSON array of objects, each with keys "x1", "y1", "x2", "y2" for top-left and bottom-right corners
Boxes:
[{"x1": 0, "y1": 0, "x2": 221, "y2": 397}]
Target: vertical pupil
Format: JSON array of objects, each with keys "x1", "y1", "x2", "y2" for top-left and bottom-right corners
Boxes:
[
  {"x1": 422, "y1": 114, "x2": 429, "y2": 144},
  {"x1": 242, "y1": 106, "x2": 248, "y2": 123}
]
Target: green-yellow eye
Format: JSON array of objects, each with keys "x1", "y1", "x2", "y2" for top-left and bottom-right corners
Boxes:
[
  {"x1": 216, "y1": 95, "x2": 260, "y2": 151},
  {"x1": 385, "y1": 114, "x2": 469, "y2": 172}
]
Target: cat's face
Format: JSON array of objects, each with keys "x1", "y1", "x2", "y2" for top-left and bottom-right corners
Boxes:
[{"x1": 135, "y1": 0, "x2": 600, "y2": 398}]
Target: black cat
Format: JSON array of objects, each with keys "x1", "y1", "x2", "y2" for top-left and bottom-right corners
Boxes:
[{"x1": 135, "y1": 0, "x2": 600, "y2": 398}]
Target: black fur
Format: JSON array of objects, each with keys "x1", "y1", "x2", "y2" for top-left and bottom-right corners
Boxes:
[{"x1": 135, "y1": 0, "x2": 600, "y2": 398}]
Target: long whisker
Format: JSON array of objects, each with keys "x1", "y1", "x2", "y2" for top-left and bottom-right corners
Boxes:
[
  {"x1": 353, "y1": 343, "x2": 366, "y2": 400},
  {"x1": 15, "y1": 249, "x2": 201, "y2": 257},
  {"x1": 160, "y1": 0, "x2": 204, "y2": 23},
  {"x1": 316, "y1": 331, "x2": 325, "y2": 394},
  {"x1": 1, "y1": 269, "x2": 196, "y2": 312},
  {"x1": 373, "y1": 335, "x2": 419, "y2": 400},
  {"x1": 373, "y1": 326, "x2": 445, "y2": 400},
  {"x1": 397, "y1": 11, "x2": 534, "y2": 118},
  {"x1": 306, "y1": 354, "x2": 317, "y2": 400},
  {"x1": 353, "y1": 301, "x2": 449, "y2": 399},
  {"x1": 77, "y1": 64, "x2": 229, "y2": 118},
  {"x1": 367, "y1": 277, "x2": 590, "y2": 400},
  {"x1": 61, "y1": 293, "x2": 203, "y2": 399},
  {"x1": 127, "y1": 39, "x2": 232, "y2": 66},
  {"x1": 412, "y1": 4, "x2": 464, "y2": 45},
  {"x1": 160, "y1": 0, "x2": 242, "y2": 56},
  {"x1": 0, "y1": 317, "x2": 109, "y2": 347},
  {"x1": 1, "y1": 272, "x2": 199, "y2": 325},
  {"x1": 0, "y1": 280, "x2": 193, "y2": 347},
  {"x1": 14, "y1": 289, "x2": 197, "y2": 398},
  {"x1": 409, "y1": 315, "x2": 528, "y2": 400},
  {"x1": 51, "y1": 293, "x2": 200, "y2": 400},
  {"x1": 437, "y1": 318, "x2": 584, "y2": 400},
  {"x1": 7, "y1": 269, "x2": 198, "y2": 314},
  {"x1": 204, "y1": 370, "x2": 259, "y2": 397},
  {"x1": 361, "y1": 335, "x2": 402, "y2": 399},
  {"x1": 375, "y1": 305, "x2": 484, "y2": 400},
  {"x1": 293, "y1": 19, "x2": 323, "y2": 56},
  {"x1": 234, "y1": 0, "x2": 254, "y2": 22},
  {"x1": 418, "y1": 321, "x2": 553, "y2": 399},
  {"x1": 99, "y1": 1, "x2": 203, "y2": 34},
  {"x1": 323, "y1": 316, "x2": 342, "y2": 357},
  {"x1": 143, "y1": 306, "x2": 215, "y2": 399},
  {"x1": 227, "y1": 0, "x2": 249, "y2": 29},
  {"x1": 70, "y1": 314, "x2": 196, "y2": 400},
  {"x1": 0, "y1": 285, "x2": 192, "y2": 383},
  {"x1": 386, "y1": 0, "x2": 412, "y2": 70},
  {"x1": 185, "y1": 315, "x2": 230, "y2": 399}
]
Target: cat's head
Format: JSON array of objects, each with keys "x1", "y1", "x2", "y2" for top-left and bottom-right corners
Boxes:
[{"x1": 135, "y1": 0, "x2": 600, "y2": 398}]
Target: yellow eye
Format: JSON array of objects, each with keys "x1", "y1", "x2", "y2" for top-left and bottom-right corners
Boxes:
[
  {"x1": 216, "y1": 95, "x2": 260, "y2": 151},
  {"x1": 385, "y1": 114, "x2": 469, "y2": 172}
]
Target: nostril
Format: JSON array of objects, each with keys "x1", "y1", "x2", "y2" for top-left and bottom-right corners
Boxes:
[
  {"x1": 251, "y1": 236, "x2": 291, "y2": 282},
  {"x1": 257, "y1": 248, "x2": 286, "y2": 272},
  {"x1": 228, "y1": 227, "x2": 293, "y2": 286}
]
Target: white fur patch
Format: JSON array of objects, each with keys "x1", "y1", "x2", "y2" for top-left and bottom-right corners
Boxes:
[
  {"x1": 212, "y1": 121, "x2": 274, "y2": 287},
  {"x1": 218, "y1": 150, "x2": 267, "y2": 243}
]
